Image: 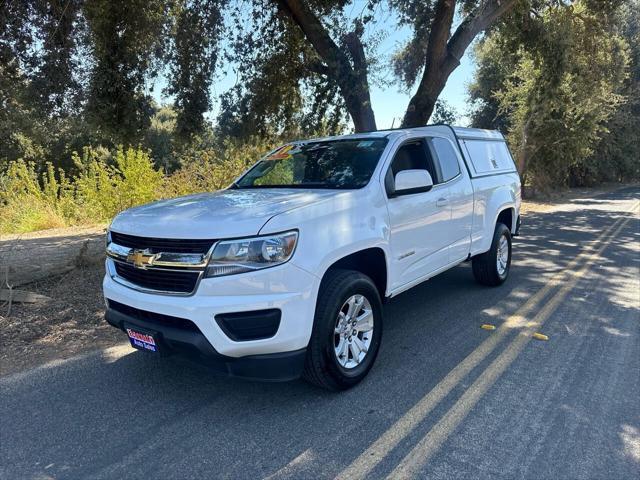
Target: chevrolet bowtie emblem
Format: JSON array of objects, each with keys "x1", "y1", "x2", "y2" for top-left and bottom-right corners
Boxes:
[{"x1": 127, "y1": 249, "x2": 157, "y2": 269}]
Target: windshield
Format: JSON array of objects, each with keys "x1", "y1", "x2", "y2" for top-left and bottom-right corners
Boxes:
[{"x1": 235, "y1": 138, "x2": 388, "y2": 189}]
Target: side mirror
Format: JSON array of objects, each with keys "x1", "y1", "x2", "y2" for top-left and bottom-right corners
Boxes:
[{"x1": 393, "y1": 169, "x2": 434, "y2": 196}]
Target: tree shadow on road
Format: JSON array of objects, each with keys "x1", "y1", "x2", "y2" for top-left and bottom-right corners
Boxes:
[{"x1": 1, "y1": 187, "x2": 638, "y2": 479}]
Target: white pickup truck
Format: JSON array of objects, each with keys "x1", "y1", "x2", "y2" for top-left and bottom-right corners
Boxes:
[{"x1": 104, "y1": 126, "x2": 521, "y2": 390}]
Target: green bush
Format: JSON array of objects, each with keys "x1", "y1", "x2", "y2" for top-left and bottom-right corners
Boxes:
[
  {"x1": 164, "y1": 137, "x2": 276, "y2": 197},
  {"x1": 0, "y1": 161, "x2": 68, "y2": 233},
  {"x1": 0, "y1": 140, "x2": 274, "y2": 234}
]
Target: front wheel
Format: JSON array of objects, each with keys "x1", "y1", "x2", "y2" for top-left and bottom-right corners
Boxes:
[
  {"x1": 302, "y1": 269, "x2": 383, "y2": 391},
  {"x1": 472, "y1": 223, "x2": 512, "y2": 286}
]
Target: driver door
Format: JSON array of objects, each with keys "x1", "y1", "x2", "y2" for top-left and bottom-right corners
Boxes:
[{"x1": 386, "y1": 139, "x2": 453, "y2": 291}]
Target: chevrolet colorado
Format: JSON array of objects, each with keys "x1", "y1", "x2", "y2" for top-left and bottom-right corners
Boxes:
[{"x1": 104, "y1": 125, "x2": 521, "y2": 390}]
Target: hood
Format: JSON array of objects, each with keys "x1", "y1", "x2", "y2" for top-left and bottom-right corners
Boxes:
[{"x1": 109, "y1": 188, "x2": 340, "y2": 239}]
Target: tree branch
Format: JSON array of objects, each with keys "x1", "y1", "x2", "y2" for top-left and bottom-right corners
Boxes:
[
  {"x1": 275, "y1": 0, "x2": 352, "y2": 81},
  {"x1": 401, "y1": 0, "x2": 456, "y2": 127},
  {"x1": 275, "y1": 0, "x2": 376, "y2": 131},
  {"x1": 306, "y1": 58, "x2": 330, "y2": 77},
  {"x1": 426, "y1": 0, "x2": 457, "y2": 68},
  {"x1": 403, "y1": 0, "x2": 518, "y2": 127},
  {"x1": 344, "y1": 22, "x2": 367, "y2": 83},
  {"x1": 445, "y1": 0, "x2": 518, "y2": 70}
]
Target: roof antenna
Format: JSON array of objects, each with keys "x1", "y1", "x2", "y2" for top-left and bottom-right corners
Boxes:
[{"x1": 390, "y1": 117, "x2": 396, "y2": 129}]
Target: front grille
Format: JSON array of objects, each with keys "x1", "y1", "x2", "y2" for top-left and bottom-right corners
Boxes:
[
  {"x1": 110, "y1": 231, "x2": 215, "y2": 254},
  {"x1": 108, "y1": 299, "x2": 200, "y2": 332},
  {"x1": 114, "y1": 262, "x2": 200, "y2": 294}
]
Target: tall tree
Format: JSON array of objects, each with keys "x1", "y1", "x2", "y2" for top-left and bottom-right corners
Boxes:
[
  {"x1": 275, "y1": 0, "x2": 377, "y2": 131},
  {"x1": 584, "y1": 0, "x2": 640, "y2": 185},
  {"x1": 84, "y1": 0, "x2": 169, "y2": 144},
  {"x1": 30, "y1": 0, "x2": 83, "y2": 117},
  {"x1": 273, "y1": 0, "x2": 519, "y2": 131},
  {"x1": 216, "y1": 1, "x2": 346, "y2": 139},
  {"x1": 400, "y1": 0, "x2": 517, "y2": 127},
  {"x1": 468, "y1": 0, "x2": 630, "y2": 190},
  {"x1": 0, "y1": 0, "x2": 38, "y2": 164},
  {"x1": 166, "y1": 0, "x2": 224, "y2": 140}
]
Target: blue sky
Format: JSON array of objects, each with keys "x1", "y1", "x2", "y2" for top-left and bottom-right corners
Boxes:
[
  {"x1": 367, "y1": 32, "x2": 475, "y2": 129},
  {"x1": 151, "y1": 3, "x2": 476, "y2": 129}
]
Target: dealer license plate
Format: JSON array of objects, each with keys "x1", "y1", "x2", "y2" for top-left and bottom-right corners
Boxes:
[{"x1": 126, "y1": 327, "x2": 159, "y2": 353}]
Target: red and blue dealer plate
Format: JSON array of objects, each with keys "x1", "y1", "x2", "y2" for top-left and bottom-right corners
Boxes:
[{"x1": 126, "y1": 327, "x2": 159, "y2": 353}]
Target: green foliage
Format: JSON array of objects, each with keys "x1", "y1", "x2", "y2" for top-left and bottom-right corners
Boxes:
[
  {"x1": 29, "y1": 0, "x2": 83, "y2": 116},
  {"x1": 469, "y1": 0, "x2": 635, "y2": 191},
  {"x1": 430, "y1": 100, "x2": 458, "y2": 125},
  {"x1": 164, "y1": 138, "x2": 278, "y2": 197},
  {"x1": 1, "y1": 0, "x2": 638, "y2": 217},
  {"x1": 84, "y1": 0, "x2": 169, "y2": 144},
  {"x1": 216, "y1": 4, "x2": 347, "y2": 139},
  {"x1": 0, "y1": 142, "x2": 273, "y2": 234},
  {"x1": 114, "y1": 146, "x2": 165, "y2": 208},
  {"x1": 389, "y1": 0, "x2": 437, "y2": 90},
  {"x1": 468, "y1": 34, "x2": 518, "y2": 131},
  {"x1": 144, "y1": 106, "x2": 179, "y2": 171},
  {"x1": 69, "y1": 145, "x2": 164, "y2": 222},
  {"x1": 584, "y1": 0, "x2": 640, "y2": 185},
  {"x1": 0, "y1": 161, "x2": 69, "y2": 233},
  {"x1": 167, "y1": 0, "x2": 223, "y2": 140}
]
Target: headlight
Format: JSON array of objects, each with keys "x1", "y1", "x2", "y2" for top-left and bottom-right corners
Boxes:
[{"x1": 204, "y1": 231, "x2": 298, "y2": 277}]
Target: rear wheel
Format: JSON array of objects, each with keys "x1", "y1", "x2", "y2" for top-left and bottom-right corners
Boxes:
[
  {"x1": 472, "y1": 223, "x2": 512, "y2": 286},
  {"x1": 303, "y1": 269, "x2": 383, "y2": 391}
]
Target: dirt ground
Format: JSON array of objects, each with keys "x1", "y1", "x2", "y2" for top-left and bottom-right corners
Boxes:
[
  {"x1": 1, "y1": 183, "x2": 635, "y2": 377},
  {"x1": 0, "y1": 264, "x2": 123, "y2": 376},
  {"x1": 519, "y1": 182, "x2": 631, "y2": 214}
]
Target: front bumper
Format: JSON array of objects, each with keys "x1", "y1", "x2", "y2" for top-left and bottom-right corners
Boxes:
[
  {"x1": 105, "y1": 305, "x2": 306, "y2": 381},
  {"x1": 103, "y1": 258, "x2": 320, "y2": 363}
]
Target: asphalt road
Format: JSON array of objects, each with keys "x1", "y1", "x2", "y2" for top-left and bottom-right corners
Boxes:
[{"x1": 1, "y1": 187, "x2": 639, "y2": 480}]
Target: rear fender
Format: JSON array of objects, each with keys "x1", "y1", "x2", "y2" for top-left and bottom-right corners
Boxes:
[{"x1": 471, "y1": 183, "x2": 517, "y2": 256}]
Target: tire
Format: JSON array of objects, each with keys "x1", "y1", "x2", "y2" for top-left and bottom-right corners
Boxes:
[
  {"x1": 472, "y1": 222, "x2": 512, "y2": 286},
  {"x1": 302, "y1": 269, "x2": 383, "y2": 391}
]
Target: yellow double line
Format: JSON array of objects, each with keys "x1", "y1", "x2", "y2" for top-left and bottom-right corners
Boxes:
[{"x1": 338, "y1": 201, "x2": 639, "y2": 480}]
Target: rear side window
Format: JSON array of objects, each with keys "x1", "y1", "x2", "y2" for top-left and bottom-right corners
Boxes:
[{"x1": 430, "y1": 137, "x2": 461, "y2": 182}]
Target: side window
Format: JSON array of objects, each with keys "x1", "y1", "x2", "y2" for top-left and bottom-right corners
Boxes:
[
  {"x1": 430, "y1": 137, "x2": 461, "y2": 182},
  {"x1": 385, "y1": 140, "x2": 438, "y2": 196},
  {"x1": 390, "y1": 140, "x2": 437, "y2": 178}
]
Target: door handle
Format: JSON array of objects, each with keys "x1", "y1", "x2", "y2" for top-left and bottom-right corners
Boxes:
[{"x1": 436, "y1": 197, "x2": 449, "y2": 207}]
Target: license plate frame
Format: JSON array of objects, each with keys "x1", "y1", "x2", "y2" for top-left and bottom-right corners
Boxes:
[{"x1": 125, "y1": 325, "x2": 161, "y2": 354}]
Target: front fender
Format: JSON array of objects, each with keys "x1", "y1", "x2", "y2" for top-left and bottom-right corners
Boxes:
[{"x1": 259, "y1": 188, "x2": 392, "y2": 294}]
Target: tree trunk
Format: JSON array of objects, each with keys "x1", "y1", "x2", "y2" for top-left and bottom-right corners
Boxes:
[
  {"x1": 343, "y1": 30, "x2": 376, "y2": 132},
  {"x1": 277, "y1": 0, "x2": 516, "y2": 132},
  {"x1": 276, "y1": 0, "x2": 376, "y2": 132},
  {"x1": 517, "y1": 117, "x2": 534, "y2": 175},
  {"x1": 345, "y1": 93, "x2": 377, "y2": 132},
  {"x1": 402, "y1": 0, "x2": 518, "y2": 128},
  {"x1": 402, "y1": 64, "x2": 451, "y2": 128}
]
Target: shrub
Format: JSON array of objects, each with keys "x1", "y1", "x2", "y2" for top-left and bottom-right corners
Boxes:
[
  {"x1": 164, "y1": 137, "x2": 276, "y2": 197},
  {"x1": 0, "y1": 140, "x2": 274, "y2": 234},
  {"x1": 0, "y1": 160, "x2": 68, "y2": 233},
  {"x1": 113, "y1": 146, "x2": 164, "y2": 211},
  {"x1": 72, "y1": 147, "x2": 120, "y2": 222}
]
